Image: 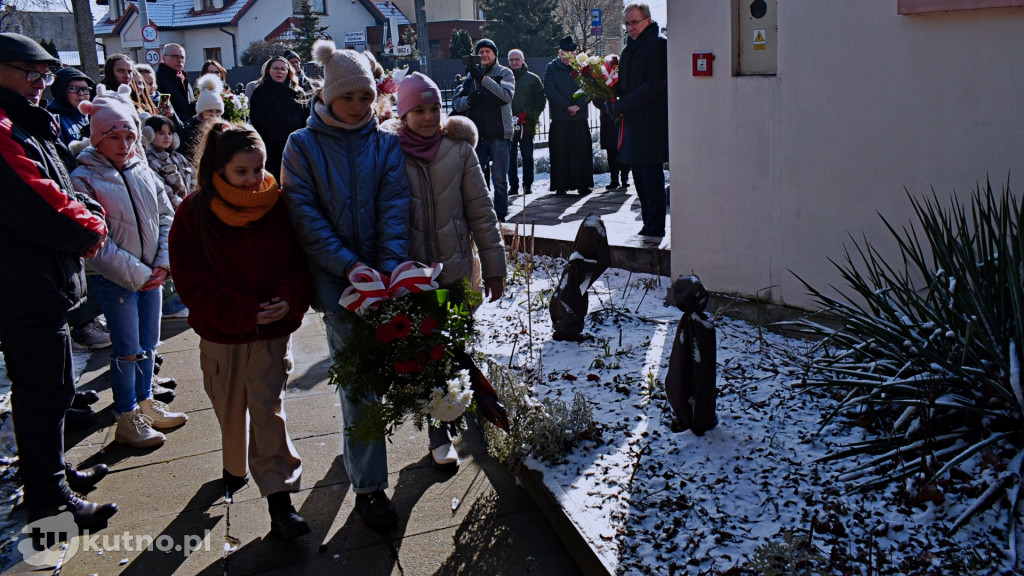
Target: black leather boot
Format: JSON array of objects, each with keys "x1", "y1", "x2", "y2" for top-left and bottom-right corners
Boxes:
[
  {"x1": 267, "y1": 492, "x2": 311, "y2": 540},
  {"x1": 28, "y1": 494, "x2": 118, "y2": 533},
  {"x1": 65, "y1": 463, "x2": 109, "y2": 492}
]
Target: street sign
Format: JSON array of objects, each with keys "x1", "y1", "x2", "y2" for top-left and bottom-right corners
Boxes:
[
  {"x1": 591, "y1": 26, "x2": 603, "y2": 36},
  {"x1": 394, "y1": 45, "x2": 412, "y2": 56},
  {"x1": 145, "y1": 49, "x2": 161, "y2": 65},
  {"x1": 591, "y1": 8, "x2": 602, "y2": 26},
  {"x1": 344, "y1": 31, "x2": 366, "y2": 47},
  {"x1": 142, "y1": 24, "x2": 158, "y2": 43}
]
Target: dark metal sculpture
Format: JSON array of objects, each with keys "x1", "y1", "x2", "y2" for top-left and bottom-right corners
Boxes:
[
  {"x1": 665, "y1": 275, "x2": 718, "y2": 435},
  {"x1": 550, "y1": 214, "x2": 611, "y2": 340}
]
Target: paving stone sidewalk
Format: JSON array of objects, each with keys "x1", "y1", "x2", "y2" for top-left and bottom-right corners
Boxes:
[{"x1": 3, "y1": 315, "x2": 581, "y2": 575}]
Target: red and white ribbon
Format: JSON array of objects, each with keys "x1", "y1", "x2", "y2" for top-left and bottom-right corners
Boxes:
[{"x1": 339, "y1": 261, "x2": 443, "y2": 315}]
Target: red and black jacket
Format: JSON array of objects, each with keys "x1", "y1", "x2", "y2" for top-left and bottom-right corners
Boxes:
[{"x1": 0, "y1": 86, "x2": 107, "y2": 326}]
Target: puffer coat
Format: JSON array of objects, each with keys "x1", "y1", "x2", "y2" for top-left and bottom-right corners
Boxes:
[
  {"x1": 71, "y1": 147, "x2": 174, "y2": 291},
  {"x1": 281, "y1": 99, "x2": 410, "y2": 313},
  {"x1": 146, "y1": 145, "x2": 196, "y2": 206},
  {"x1": 382, "y1": 116, "x2": 505, "y2": 289}
]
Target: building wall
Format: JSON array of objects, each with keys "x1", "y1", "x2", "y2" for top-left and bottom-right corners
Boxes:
[
  {"x1": 391, "y1": 0, "x2": 477, "y2": 22},
  {"x1": 2, "y1": 11, "x2": 78, "y2": 50},
  {"x1": 667, "y1": 2, "x2": 1024, "y2": 310}
]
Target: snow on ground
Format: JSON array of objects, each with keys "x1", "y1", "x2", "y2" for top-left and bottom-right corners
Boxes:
[{"x1": 472, "y1": 255, "x2": 1023, "y2": 575}]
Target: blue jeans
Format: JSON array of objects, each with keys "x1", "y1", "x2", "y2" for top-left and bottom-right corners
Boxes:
[
  {"x1": 633, "y1": 163, "x2": 667, "y2": 237},
  {"x1": 323, "y1": 311, "x2": 388, "y2": 494},
  {"x1": 94, "y1": 276, "x2": 162, "y2": 414},
  {"x1": 475, "y1": 138, "x2": 510, "y2": 220},
  {"x1": 508, "y1": 130, "x2": 534, "y2": 193}
]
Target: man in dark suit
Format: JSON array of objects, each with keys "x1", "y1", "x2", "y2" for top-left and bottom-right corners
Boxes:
[{"x1": 608, "y1": 3, "x2": 668, "y2": 240}]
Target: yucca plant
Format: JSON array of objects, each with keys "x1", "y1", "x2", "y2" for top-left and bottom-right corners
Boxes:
[{"x1": 793, "y1": 179, "x2": 1024, "y2": 556}]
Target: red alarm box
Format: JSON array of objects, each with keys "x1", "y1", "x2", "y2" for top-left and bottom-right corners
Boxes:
[{"x1": 692, "y1": 53, "x2": 714, "y2": 77}]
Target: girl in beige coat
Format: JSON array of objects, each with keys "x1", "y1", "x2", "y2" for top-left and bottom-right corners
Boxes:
[{"x1": 387, "y1": 72, "x2": 506, "y2": 470}]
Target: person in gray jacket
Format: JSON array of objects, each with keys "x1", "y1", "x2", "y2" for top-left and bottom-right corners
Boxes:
[
  {"x1": 282, "y1": 40, "x2": 409, "y2": 532},
  {"x1": 451, "y1": 38, "x2": 515, "y2": 222}
]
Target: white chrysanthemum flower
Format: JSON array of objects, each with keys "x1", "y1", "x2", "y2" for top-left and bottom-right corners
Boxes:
[
  {"x1": 575, "y1": 52, "x2": 589, "y2": 65},
  {"x1": 421, "y1": 369, "x2": 473, "y2": 421}
]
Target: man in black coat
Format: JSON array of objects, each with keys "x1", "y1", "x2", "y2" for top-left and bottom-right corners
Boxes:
[
  {"x1": 0, "y1": 33, "x2": 117, "y2": 532},
  {"x1": 156, "y1": 43, "x2": 195, "y2": 118},
  {"x1": 609, "y1": 3, "x2": 668, "y2": 239}
]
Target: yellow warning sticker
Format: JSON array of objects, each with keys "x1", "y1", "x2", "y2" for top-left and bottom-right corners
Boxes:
[{"x1": 753, "y1": 29, "x2": 766, "y2": 50}]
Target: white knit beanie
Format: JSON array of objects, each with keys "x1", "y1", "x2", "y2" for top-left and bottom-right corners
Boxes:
[
  {"x1": 194, "y1": 73, "x2": 225, "y2": 115},
  {"x1": 79, "y1": 84, "x2": 140, "y2": 146},
  {"x1": 313, "y1": 40, "x2": 376, "y2": 106}
]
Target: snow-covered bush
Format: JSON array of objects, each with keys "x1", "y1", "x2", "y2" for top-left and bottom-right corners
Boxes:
[
  {"x1": 592, "y1": 148, "x2": 608, "y2": 173},
  {"x1": 480, "y1": 360, "x2": 596, "y2": 471},
  {"x1": 795, "y1": 180, "x2": 1024, "y2": 547}
]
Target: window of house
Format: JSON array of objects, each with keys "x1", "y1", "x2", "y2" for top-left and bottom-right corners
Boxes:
[
  {"x1": 292, "y1": 0, "x2": 326, "y2": 14},
  {"x1": 203, "y1": 0, "x2": 216, "y2": 10},
  {"x1": 898, "y1": 0, "x2": 1024, "y2": 13},
  {"x1": 429, "y1": 39, "x2": 441, "y2": 60},
  {"x1": 204, "y1": 47, "x2": 222, "y2": 63}
]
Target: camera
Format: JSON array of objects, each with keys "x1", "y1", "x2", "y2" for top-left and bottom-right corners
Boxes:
[{"x1": 462, "y1": 54, "x2": 481, "y2": 67}]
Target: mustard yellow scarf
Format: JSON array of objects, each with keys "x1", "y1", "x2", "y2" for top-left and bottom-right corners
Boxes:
[{"x1": 211, "y1": 172, "x2": 279, "y2": 227}]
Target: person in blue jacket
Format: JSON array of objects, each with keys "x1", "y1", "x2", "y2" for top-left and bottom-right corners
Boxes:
[
  {"x1": 281, "y1": 39, "x2": 409, "y2": 532},
  {"x1": 46, "y1": 67, "x2": 94, "y2": 145}
]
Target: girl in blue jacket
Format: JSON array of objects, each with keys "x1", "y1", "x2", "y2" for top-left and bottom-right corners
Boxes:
[{"x1": 281, "y1": 40, "x2": 409, "y2": 532}]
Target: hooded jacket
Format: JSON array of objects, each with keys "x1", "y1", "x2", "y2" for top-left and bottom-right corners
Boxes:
[
  {"x1": 47, "y1": 68, "x2": 94, "y2": 145},
  {"x1": 382, "y1": 116, "x2": 506, "y2": 288},
  {"x1": 452, "y1": 63, "x2": 515, "y2": 141},
  {"x1": 281, "y1": 98, "x2": 410, "y2": 313},
  {"x1": 0, "y1": 86, "x2": 107, "y2": 325},
  {"x1": 71, "y1": 146, "x2": 175, "y2": 291},
  {"x1": 145, "y1": 144, "x2": 196, "y2": 206}
]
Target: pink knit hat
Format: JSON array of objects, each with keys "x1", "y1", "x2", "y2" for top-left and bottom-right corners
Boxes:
[
  {"x1": 396, "y1": 72, "x2": 441, "y2": 119},
  {"x1": 79, "y1": 84, "x2": 139, "y2": 146}
]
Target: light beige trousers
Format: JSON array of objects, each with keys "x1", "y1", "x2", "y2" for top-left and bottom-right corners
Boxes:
[{"x1": 199, "y1": 336, "x2": 302, "y2": 496}]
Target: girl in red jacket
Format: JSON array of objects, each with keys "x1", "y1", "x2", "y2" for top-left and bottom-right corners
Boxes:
[{"x1": 168, "y1": 123, "x2": 312, "y2": 540}]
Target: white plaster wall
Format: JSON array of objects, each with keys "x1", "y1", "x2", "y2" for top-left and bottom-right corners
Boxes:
[
  {"x1": 180, "y1": 27, "x2": 238, "y2": 68},
  {"x1": 235, "y1": 2, "x2": 376, "y2": 55},
  {"x1": 236, "y1": 1, "x2": 288, "y2": 49},
  {"x1": 320, "y1": 4, "x2": 377, "y2": 46},
  {"x1": 668, "y1": 2, "x2": 1024, "y2": 310}
]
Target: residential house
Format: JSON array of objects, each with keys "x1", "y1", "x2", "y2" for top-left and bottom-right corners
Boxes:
[{"x1": 93, "y1": 0, "x2": 413, "y2": 71}]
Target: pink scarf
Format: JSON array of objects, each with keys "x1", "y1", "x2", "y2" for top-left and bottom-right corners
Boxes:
[{"x1": 398, "y1": 127, "x2": 443, "y2": 164}]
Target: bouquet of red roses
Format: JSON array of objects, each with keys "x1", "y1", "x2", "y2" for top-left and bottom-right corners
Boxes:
[
  {"x1": 568, "y1": 51, "x2": 619, "y2": 102},
  {"x1": 328, "y1": 262, "x2": 484, "y2": 442}
]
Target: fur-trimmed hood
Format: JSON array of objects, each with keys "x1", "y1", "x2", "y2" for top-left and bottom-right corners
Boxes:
[{"x1": 381, "y1": 115, "x2": 478, "y2": 148}]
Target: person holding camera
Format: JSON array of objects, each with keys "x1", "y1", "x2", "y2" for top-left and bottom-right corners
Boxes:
[{"x1": 451, "y1": 38, "x2": 516, "y2": 222}]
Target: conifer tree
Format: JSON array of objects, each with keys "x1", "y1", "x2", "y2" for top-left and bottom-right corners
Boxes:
[
  {"x1": 449, "y1": 29, "x2": 473, "y2": 59},
  {"x1": 294, "y1": 0, "x2": 329, "y2": 62},
  {"x1": 478, "y1": 0, "x2": 563, "y2": 57},
  {"x1": 400, "y1": 26, "x2": 420, "y2": 60}
]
